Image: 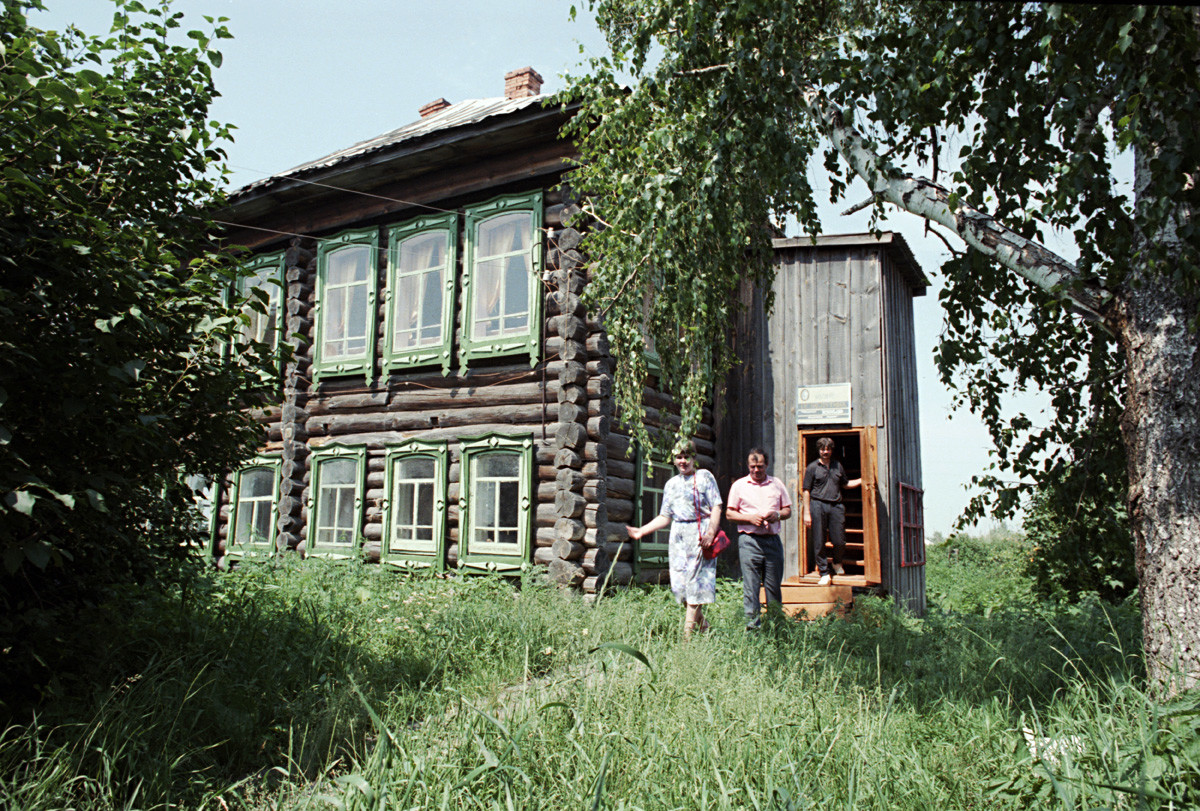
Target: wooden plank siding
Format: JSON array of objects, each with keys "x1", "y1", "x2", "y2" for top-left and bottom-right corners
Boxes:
[
  {"x1": 717, "y1": 234, "x2": 927, "y2": 612},
  {"x1": 880, "y1": 250, "x2": 927, "y2": 613}
]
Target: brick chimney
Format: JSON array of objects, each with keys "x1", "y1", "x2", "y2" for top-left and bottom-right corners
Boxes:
[
  {"x1": 504, "y1": 67, "x2": 543, "y2": 100},
  {"x1": 419, "y1": 97, "x2": 452, "y2": 118}
]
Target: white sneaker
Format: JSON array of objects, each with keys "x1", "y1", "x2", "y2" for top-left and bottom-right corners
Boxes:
[
  {"x1": 833, "y1": 564, "x2": 845, "y2": 576},
  {"x1": 817, "y1": 574, "x2": 831, "y2": 586}
]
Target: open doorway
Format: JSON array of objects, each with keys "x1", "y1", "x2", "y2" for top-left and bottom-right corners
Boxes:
[{"x1": 798, "y1": 427, "x2": 880, "y2": 583}]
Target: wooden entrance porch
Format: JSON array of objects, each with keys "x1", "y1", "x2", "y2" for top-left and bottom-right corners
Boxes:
[{"x1": 761, "y1": 574, "x2": 857, "y2": 619}]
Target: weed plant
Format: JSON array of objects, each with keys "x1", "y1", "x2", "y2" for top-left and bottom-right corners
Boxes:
[{"x1": 1, "y1": 537, "x2": 1194, "y2": 810}]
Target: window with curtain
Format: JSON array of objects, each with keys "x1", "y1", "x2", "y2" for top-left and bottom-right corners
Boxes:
[
  {"x1": 471, "y1": 212, "x2": 532, "y2": 340},
  {"x1": 314, "y1": 228, "x2": 378, "y2": 383},
  {"x1": 385, "y1": 214, "x2": 456, "y2": 374},
  {"x1": 382, "y1": 440, "x2": 448, "y2": 567},
  {"x1": 471, "y1": 452, "x2": 521, "y2": 547},
  {"x1": 322, "y1": 245, "x2": 371, "y2": 359},
  {"x1": 237, "y1": 252, "x2": 283, "y2": 352},
  {"x1": 460, "y1": 192, "x2": 543, "y2": 372}
]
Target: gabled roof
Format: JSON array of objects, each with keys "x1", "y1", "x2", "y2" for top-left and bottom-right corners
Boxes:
[{"x1": 230, "y1": 94, "x2": 551, "y2": 199}]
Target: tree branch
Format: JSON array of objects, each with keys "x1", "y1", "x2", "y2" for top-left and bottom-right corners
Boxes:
[
  {"x1": 802, "y1": 88, "x2": 1112, "y2": 322},
  {"x1": 674, "y1": 63, "x2": 733, "y2": 77}
]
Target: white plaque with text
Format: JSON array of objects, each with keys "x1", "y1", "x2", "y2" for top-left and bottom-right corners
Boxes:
[{"x1": 796, "y1": 383, "x2": 852, "y2": 425}]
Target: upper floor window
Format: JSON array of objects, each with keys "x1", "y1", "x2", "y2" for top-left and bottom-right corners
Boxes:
[
  {"x1": 314, "y1": 228, "x2": 378, "y2": 383},
  {"x1": 458, "y1": 433, "x2": 533, "y2": 572},
  {"x1": 460, "y1": 192, "x2": 543, "y2": 373},
  {"x1": 237, "y1": 252, "x2": 284, "y2": 352},
  {"x1": 229, "y1": 459, "x2": 281, "y2": 558},
  {"x1": 384, "y1": 214, "x2": 457, "y2": 375},
  {"x1": 382, "y1": 439, "x2": 448, "y2": 567},
  {"x1": 307, "y1": 444, "x2": 366, "y2": 557}
]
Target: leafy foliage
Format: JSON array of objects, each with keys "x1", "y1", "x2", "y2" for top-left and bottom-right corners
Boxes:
[
  {"x1": 1023, "y1": 420, "x2": 1135, "y2": 604},
  {"x1": 828, "y1": 3, "x2": 1198, "y2": 523},
  {"x1": 562, "y1": 1, "x2": 1198, "y2": 514},
  {"x1": 560, "y1": 0, "x2": 861, "y2": 451},
  {"x1": 0, "y1": 0, "x2": 278, "y2": 716}
]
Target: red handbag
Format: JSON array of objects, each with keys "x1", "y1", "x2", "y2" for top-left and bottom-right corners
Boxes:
[{"x1": 693, "y1": 471, "x2": 730, "y2": 559}]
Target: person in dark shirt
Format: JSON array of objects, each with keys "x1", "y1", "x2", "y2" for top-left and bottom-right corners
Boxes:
[{"x1": 801, "y1": 437, "x2": 861, "y2": 585}]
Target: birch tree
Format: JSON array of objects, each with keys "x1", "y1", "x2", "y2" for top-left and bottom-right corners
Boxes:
[{"x1": 563, "y1": 1, "x2": 1199, "y2": 692}]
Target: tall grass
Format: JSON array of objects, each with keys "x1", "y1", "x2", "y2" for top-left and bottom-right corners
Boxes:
[{"x1": 1, "y1": 539, "x2": 1194, "y2": 810}]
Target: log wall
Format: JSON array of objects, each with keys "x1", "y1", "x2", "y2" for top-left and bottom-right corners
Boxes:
[{"x1": 214, "y1": 183, "x2": 651, "y2": 592}]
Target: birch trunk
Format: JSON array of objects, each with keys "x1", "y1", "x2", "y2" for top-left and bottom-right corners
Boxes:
[{"x1": 813, "y1": 93, "x2": 1200, "y2": 692}]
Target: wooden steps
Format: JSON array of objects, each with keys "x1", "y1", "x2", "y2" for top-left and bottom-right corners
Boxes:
[{"x1": 760, "y1": 575, "x2": 854, "y2": 618}]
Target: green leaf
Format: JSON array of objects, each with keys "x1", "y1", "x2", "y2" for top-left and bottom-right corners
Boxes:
[
  {"x1": 85, "y1": 489, "x2": 108, "y2": 513},
  {"x1": 589, "y1": 642, "x2": 655, "y2": 679},
  {"x1": 4, "y1": 490, "x2": 36, "y2": 516},
  {"x1": 25, "y1": 540, "x2": 51, "y2": 570}
]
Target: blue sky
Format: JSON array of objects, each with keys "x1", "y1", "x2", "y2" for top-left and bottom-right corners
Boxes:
[{"x1": 36, "y1": 0, "x2": 1036, "y2": 536}]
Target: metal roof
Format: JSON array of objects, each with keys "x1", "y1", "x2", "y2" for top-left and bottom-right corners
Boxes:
[
  {"x1": 773, "y1": 232, "x2": 929, "y2": 293},
  {"x1": 232, "y1": 94, "x2": 550, "y2": 197}
]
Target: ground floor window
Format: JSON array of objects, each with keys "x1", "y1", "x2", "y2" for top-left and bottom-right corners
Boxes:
[
  {"x1": 634, "y1": 451, "x2": 672, "y2": 567},
  {"x1": 307, "y1": 445, "x2": 366, "y2": 556},
  {"x1": 459, "y1": 433, "x2": 533, "y2": 572},
  {"x1": 229, "y1": 459, "x2": 281, "y2": 558},
  {"x1": 383, "y1": 439, "x2": 448, "y2": 567}
]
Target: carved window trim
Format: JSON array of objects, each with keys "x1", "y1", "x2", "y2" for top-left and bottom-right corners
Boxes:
[
  {"x1": 458, "y1": 433, "x2": 533, "y2": 572},
  {"x1": 458, "y1": 192, "x2": 543, "y2": 374},
  {"x1": 381, "y1": 438, "x2": 448, "y2": 569},
  {"x1": 306, "y1": 444, "x2": 367, "y2": 558},
  {"x1": 313, "y1": 227, "x2": 379, "y2": 384},
  {"x1": 383, "y1": 214, "x2": 458, "y2": 376}
]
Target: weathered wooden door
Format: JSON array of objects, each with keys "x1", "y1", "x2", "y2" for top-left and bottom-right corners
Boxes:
[{"x1": 798, "y1": 426, "x2": 880, "y2": 585}]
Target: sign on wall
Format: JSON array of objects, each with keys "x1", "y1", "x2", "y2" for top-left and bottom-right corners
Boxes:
[{"x1": 796, "y1": 383, "x2": 852, "y2": 425}]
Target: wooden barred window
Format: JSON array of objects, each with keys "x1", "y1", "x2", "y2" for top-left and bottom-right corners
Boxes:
[
  {"x1": 459, "y1": 192, "x2": 543, "y2": 373},
  {"x1": 458, "y1": 434, "x2": 533, "y2": 572},
  {"x1": 381, "y1": 439, "x2": 448, "y2": 568},
  {"x1": 236, "y1": 251, "x2": 284, "y2": 354},
  {"x1": 634, "y1": 452, "x2": 672, "y2": 567},
  {"x1": 899, "y1": 482, "x2": 926, "y2": 567},
  {"x1": 384, "y1": 214, "x2": 457, "y2": 375},
  {"x1": 313, "y1": 228, "x2": 379, "y2": 383},
  {"x1": 228, "y1": 459, "x2": 281, "y2": 559},
  {"x1": 307, "y1": 445, "x2": 366, "y2": 557}
]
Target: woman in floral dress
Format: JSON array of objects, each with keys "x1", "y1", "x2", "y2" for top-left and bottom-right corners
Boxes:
[{"x1": 627, "y1": 441, "x2": 723, "y2": 636}]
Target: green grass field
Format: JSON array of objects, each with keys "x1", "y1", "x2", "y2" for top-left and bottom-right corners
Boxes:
[{"x1": 2, "y1": 533, "x2": 1196, "y2": 810}]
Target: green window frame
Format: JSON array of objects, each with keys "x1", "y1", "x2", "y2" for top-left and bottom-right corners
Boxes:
[
  {"x1": 313, "y1": 227, "x2": 379, "y2": 383},
  {"x1": 458, "y1": 433, "x2": 533, "y2": 572},
  {"x1": 634, "y1": 449, "x2": 672, "y2": 568},
  {"x1": 236, "y1": 251, "x2": 285, "y2": 355},
  {"x1": 384, "y1": 213, "x2": 458, "y2": 375},
  {"x1": 306, "y1": 444, "x2": 367, "y2": 558},
  {"x1": 381, "y1": 439, "x2": 448, "y2": 569},
  {"x1": 459, "y1": 192, "x2": 543, "y2": 374},
  {"x1": 228, "y1": 457, "x2": 282, "y2": 560}
]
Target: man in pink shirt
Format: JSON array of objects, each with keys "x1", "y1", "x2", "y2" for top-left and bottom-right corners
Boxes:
[{"x1": 726, "y1": 447, "x2": 792, "y2": 629}]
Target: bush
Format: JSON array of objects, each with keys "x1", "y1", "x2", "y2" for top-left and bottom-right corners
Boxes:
[{"x1": 0, "y1": 0, "x2": 278, "y2": 719}]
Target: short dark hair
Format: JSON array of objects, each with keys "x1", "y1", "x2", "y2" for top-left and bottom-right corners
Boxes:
[
  {"x1": 817, "y1": 437, "x2": 835, "y2": 452},
  {"x1": 747, "y1": 447, "x2": 769, "y2": 465}
]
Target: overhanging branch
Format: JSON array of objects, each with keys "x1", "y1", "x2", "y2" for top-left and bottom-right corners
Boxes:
[{"x1": 802, "y1": 89, "x2": 1112, "y2": 322}]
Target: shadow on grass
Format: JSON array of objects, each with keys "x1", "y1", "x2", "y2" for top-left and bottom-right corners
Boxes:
[
  {"x1": 0, "y1": 558, "x2": 485, "y2": 808},
  {"x1": 744, "y1": 589, "x2": 1143, "y2": 714}
]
